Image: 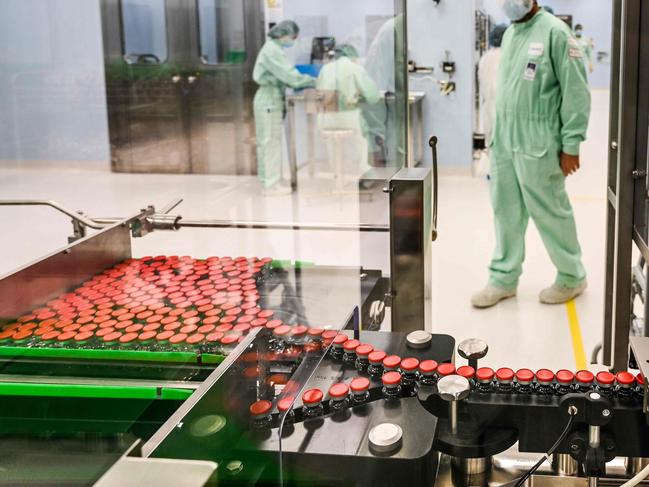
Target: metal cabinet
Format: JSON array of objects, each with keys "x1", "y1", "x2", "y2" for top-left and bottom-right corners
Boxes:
[{"x1": 101, "y1": 0, "x2": 265, "y2": 174}]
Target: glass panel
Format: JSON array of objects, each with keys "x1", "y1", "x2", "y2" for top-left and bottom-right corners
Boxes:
[
  {"x1": 121, "y1": 0, "x2": 168, "y2": 64},
  {"x1": 198, "y1": 0, "x2": 247, "y2": 64}
]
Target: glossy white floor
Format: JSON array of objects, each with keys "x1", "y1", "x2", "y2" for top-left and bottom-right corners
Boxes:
[{"x1": 0, "y1": 89, "x2": 610, "y2": 374}]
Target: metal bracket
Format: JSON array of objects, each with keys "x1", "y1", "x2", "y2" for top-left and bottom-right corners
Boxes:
[{"x1": 429, "y1": 136, "x2": 439, "y2": 242}]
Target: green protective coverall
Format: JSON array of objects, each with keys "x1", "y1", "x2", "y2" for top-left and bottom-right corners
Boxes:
[
  {"x1": 316, "y1": 56, "x2": 381, "y2": 172},
  {"x1": 489, "y1": 10, "x2": 591, "y2": 290},
  {"x1": 253, "y1": 39, "x2": 314, "y2": 188}
]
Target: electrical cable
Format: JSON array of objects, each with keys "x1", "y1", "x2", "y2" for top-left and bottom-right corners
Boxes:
[
  {"x1": 620, "y1": 463, "x2": 649, "y2": 487},
  {"x1": 514, "y1": 412, "x2": 577, "y2": 487}
]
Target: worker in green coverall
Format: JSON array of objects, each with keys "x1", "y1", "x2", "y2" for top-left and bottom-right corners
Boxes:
[
  {"x1": 253, "y1": 20, "x2": 315, "y2": 196},
  {"x1": 574, "y1": 24, "x2": 595, "y2": 73},
  {"x1": 472, "y1": 0, "x2": 591, "y2": 308}
]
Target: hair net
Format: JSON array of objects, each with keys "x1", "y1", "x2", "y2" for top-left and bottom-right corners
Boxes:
[
  {"x1": 489, "y1": 24, "x2": 508, "y2": 48},
  {"x1": 335, "y1": 44, "x2": 359, "y2": 60},
  {"x1": 268, "y1": 20, "x2": 300, "y2": 39}
]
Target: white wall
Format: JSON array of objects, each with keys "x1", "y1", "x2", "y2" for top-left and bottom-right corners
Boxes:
[
  {"x1": 408, "y1": 0, "x2": 476, "y2": 168},
  {"x1": 0, "y1": 0, "x2": 109, "y2": 164}
]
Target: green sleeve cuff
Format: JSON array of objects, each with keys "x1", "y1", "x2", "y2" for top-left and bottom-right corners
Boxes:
[{"x1": 562, "y1": 142, "x2": 581, "y2": 156}]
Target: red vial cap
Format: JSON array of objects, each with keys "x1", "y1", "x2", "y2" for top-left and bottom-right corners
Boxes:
[
  {"x1": 233, "y1": 324, "x2": 251, "y2": 334},
  {"x1": 125, "y1": 324, "x2": 144, "y2": 333},
  {"x1": 616, "y1": 371, "x2": 636, "y2": 387},
  {"x1": 576, "y1": 370, "x2": 595, "y2": 384},
  {"x1": 307, "y1": 328, "x2": 324, "y2": 337},
  {"x1": 274, "y1": 325, "x2": 292, "y2": 337},
  {"x1": 249, "y1": 400, "x2": 272, "y2": 417},
  {"x1": 291, "y1": 325, "x2": 308, "y2": 337},
  {"x1": 277, "y1": 396, "x2": 295, "y2": 413},
  {"x1": 119, "y1": 332, "x2": 139, "y2": 344},
  {"x1": 382, "y1": 371, "x2": 402, "y2": 386},
  {"x1": 333, "y1": 334, "x2": 349, "y2": 346},
  {"x1": 350, "y1": 376, "x2": 371, "y2": 393},
  {"x1": 356, "y1": 344, "x2": 374, "y2": 357},
  {"x1": 496, "y1": 368, "x2": 515, "y2": 382},
  {"x1": 536, "y1": 369, "x2": 555, "y2": 383},
  {"x1": 476, "y1": 367, "x2": 495, "y2": 382},
  {"x1": 596, "y1": 371, "x2": 615, "y2": 386},
  {"x1": 419, "y1": 360, "x2": 438, "y2": 375},
  {"x1": 102, "y1": 331, "x2": 122, "y2": 342},
  {"x1": 186, "y1": 333, "x2": 206, "y2": 345},
  {"x1": 637, "y1": 373, "x2": 645, "y2": 385},
  {"x1": 329, "y1": 383, "x2": 350, "y2": 399},
  {"x1": 206, "y1": 332, "x2": 224, "y2": 343},
  {"x1": 180, "y1": 324, "x2": 198, "y2": 334},
  {"x1": 369, "y1": 350, "x2": 387, "y2": 365},
  {"x1": 343, "y1": 339, "x2": 361, "y2": 352},
  {"x1": 250, "y1": 318, "x2": 267, "y2": 328},
  {"x1": 516, "y1": 369, "x2": 535, "y2": 384},
  {"x1": 458, "y1": 366, "x2": 476, "y2": 380},
  {"x1": 438, "y1": 363, "x2": 456, "y2": 377},
  {"x1": 156, "y1": 330, "x2": 175, "y2": 341},
  {"x1": 96, "y1": 327, "x2": 116, "y2": 338},
  {"x1": 322, "y1": 330, "x2": 338, "y2": 341},
  {"x1": 74, "y1": 331, "x2": 94, "y2": 342},
  {"x1": 258, "y1": 310, "x2": 274, "y2": 319},
  {"x1": 221, "y1": 334, "x2": 239, "y2": 346},
  {"x1": 400, "y1": 357, "x2": 420, "y2": 372},
  {"x1": 383, "y1": 355, "x2": 401, "y2": 369},
  {"x1": 265, "y1": 319, "x2": 283, "y2": 330},
  {"x1": 302, "y1": 388, "x2": 324, "y2": 405},
  {"x1": 556, "y1": 370, "x2": 576, "y2": 385},
  {"x1": 42, "y1": 330, "x2": 61, "y2": 341},
  {"x1": 138, "y1": 331, "x2": 157, "y2": 342},
  {"x1": 13, "y1": 330, "x2": 33, "y2": 341}
]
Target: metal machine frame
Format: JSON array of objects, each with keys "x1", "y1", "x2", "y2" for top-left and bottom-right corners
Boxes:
[{"x1": 604, "y1": 0, "x2": 649, "y2": 371}]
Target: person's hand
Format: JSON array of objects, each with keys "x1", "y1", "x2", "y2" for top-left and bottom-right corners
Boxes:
[{"x1": 560, "y1": 152, "x2": 580, "y2": 177}]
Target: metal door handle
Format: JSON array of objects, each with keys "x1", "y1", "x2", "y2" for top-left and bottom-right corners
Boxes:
[
  {"x1": 187, "y1": 76, "x2": 197, "y2": 84},
  {"x1": 171, "y1": 75, "x2": 182, "y2": 84},
  {"x1": 429, "y1": 136, "x2": 439, "y2": 241}
]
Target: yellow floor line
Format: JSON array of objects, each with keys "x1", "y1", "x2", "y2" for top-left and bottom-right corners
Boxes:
[{"x1": 566, "y1": 300, "x2": 588, "y2": 370}]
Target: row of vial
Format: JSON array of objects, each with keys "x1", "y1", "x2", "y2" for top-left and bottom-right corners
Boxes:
[{"x1": 327, "y1": 334, "x2": 646, "y2": 399}]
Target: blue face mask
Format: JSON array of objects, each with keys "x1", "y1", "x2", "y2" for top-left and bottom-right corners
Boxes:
[
  {"x1": 501, "y1": 0, "x2": 534, "y2": 21},
  {"x1": 575, "y1": 31, "x2": 583, "y2": 38},
  {"x1": 281, "y1": 40, "x2": 295, "y2": 49}
]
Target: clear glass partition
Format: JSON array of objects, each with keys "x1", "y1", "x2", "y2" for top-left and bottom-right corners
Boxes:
[{"x1": 0, "y1": 0, "x2": 406, "y2": 484}]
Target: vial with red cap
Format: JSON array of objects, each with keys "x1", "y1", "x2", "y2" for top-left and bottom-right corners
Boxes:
[
  {"x1": 476, "y1": 367, "x2": 495, "y2": 393},
  {"x1": 596, "y1": 371, "x2": 615, "y2": 397},
  {"x1": 636, "y1": 373, "x2": 645, "y2": 399},
  {"x1": 382, "y1": 371, "x2": 402, "y2": 400},
  {"x1": 350, "y1": 376, "x2": 371, "y2": 405},
  {"x1": 382, "y1": 355, "x2": 401, "y2": 373},
  {"x1": 342, "y1": 339, "x2": 361, "y2": 366},
  {"x1": 419, "y1": 360, "x2": 439, "y2": 386},
  {"x1": 575, "y1": 370, "x2": 595, "y2": 393},
  {"x1": 556, "y1": 370, "x2": 576, "y2": 395},
  {"x1": 457, "y1": 366, "x2": 476, "y2": 388},
  {"x1": 288, "y1": 325, "x2": 309, "y2": 347},
  {"x1": 277, "y1": 396, "x2": 296, "y2": 424},
  {"x1": 249, "y1": 400, "x2": 273, "y2": 430},
  {"x1": 536, "y1": 369, "x2": 556, "y2": 396},
  {"x1": 367, "y1": 350, "x2": 387, "y2": 378},
  {"x1": 329, "y1": 383, "x2": 351, "y2": 412},
  {"x1": 355, "y1": 344, "x2": 374, "y2": 372},
  {"x1": 400, "y1": 357, "x2": 421, "y2": 397},
  {"x1": 615, "y1": 371, "x2": 636, "y2": 399},
  {"x1": 496, "y1": 368, "x2": 515, "y2": 393},
  {"x1": 302, "y1": 388, "x2": 324, "y2": 418},
  {"x1": 515, "y1": 369, "x2": 535, "y2": 394},
  {"x1": 330, "y1": 334, "x2": 348, "y2": 361}
]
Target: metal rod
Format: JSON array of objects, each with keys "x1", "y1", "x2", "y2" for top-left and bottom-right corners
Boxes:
[
  {"x1": 589, "y1": 425, "x2": 601, "y2": 449},
  {"x1": 450, "y1": 402, "x2": 458, "y2": 435},
  {"x1": 160, "y1": 198, "x2": 184, "y2": 215},
  {"x1": 588, "y1": 476, "x2": 599, "y2": 487},
  {"x1": 178, "y1": 219, "x2": 390, "y2": 233},
  {"x1": 0, "y1": 200, "x2": 105, "y2": 229}
]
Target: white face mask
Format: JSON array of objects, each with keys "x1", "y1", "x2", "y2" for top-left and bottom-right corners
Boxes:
[{"x1": 500, "y1": 0, "x2": 534, "y2": 21}]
